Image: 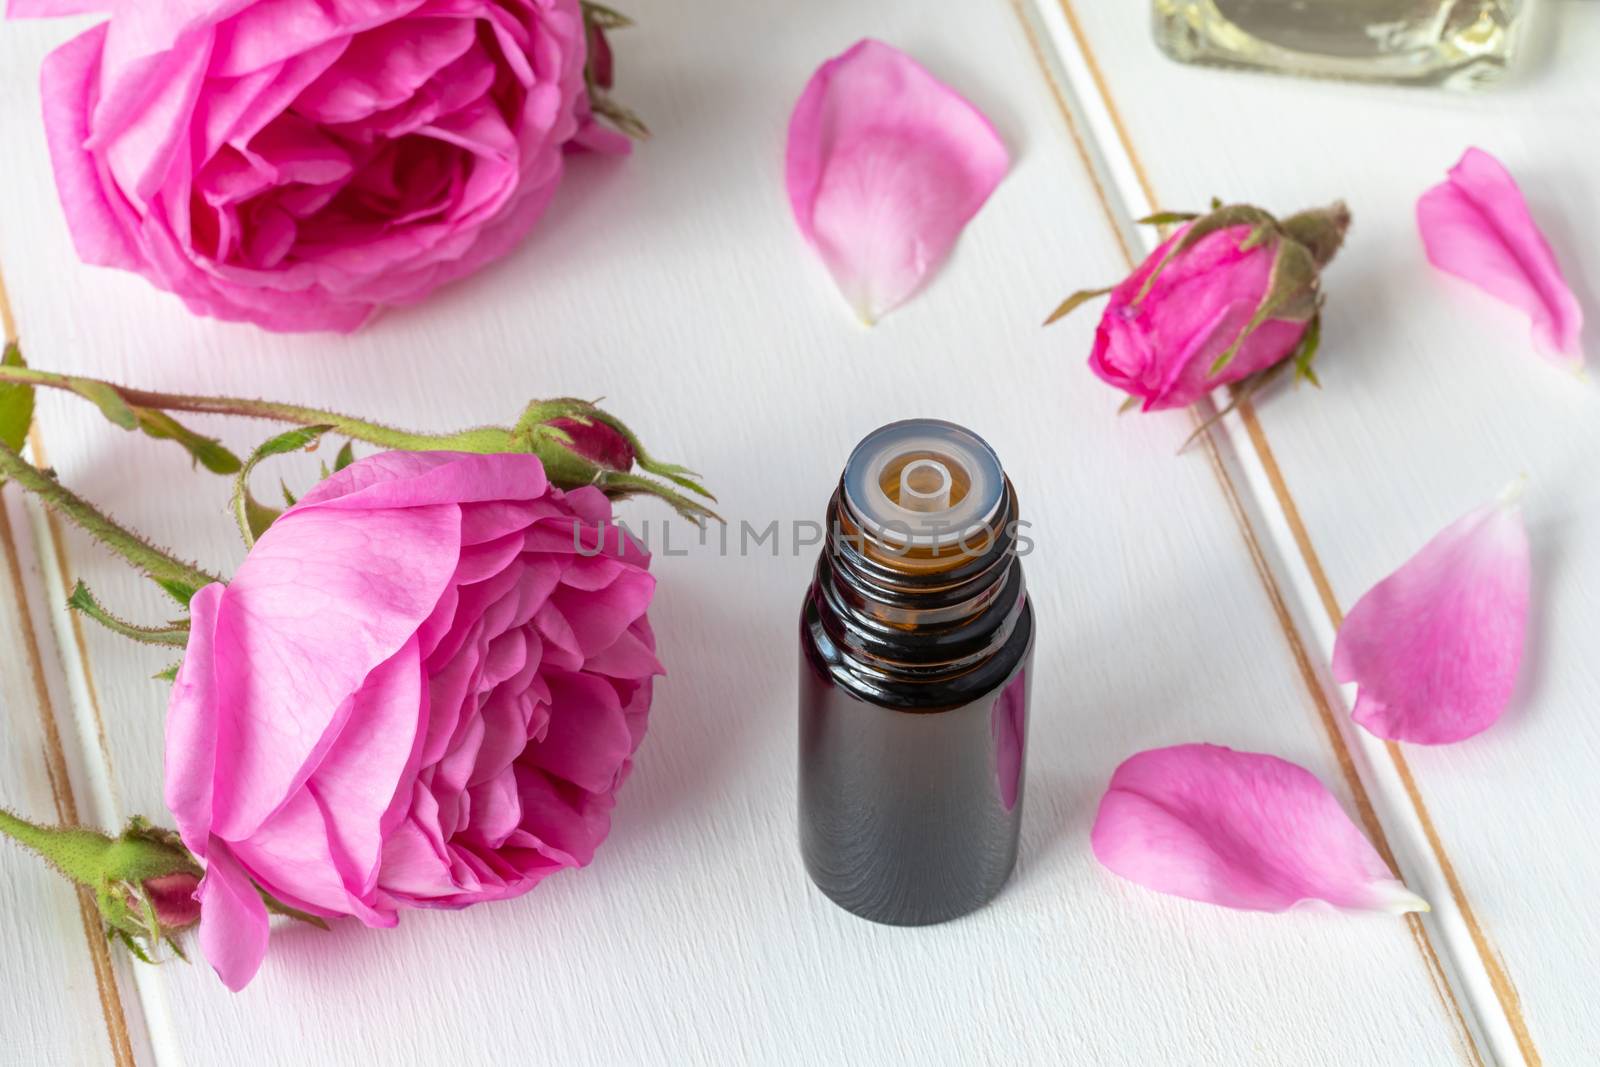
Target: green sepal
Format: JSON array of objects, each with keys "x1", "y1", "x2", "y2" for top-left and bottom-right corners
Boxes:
[
  {"x1": 1117, "y1": 395, "x2": 1141, "y2": 415},
  {"x1": 1237, "y1": 224, "x2": 1276, "y2": 253},
  {"x1": 1135, "y1": 211, "x2": 1200, "y2": 226},
  {"x1": 1280, "y1": 201, "x2": 1352, "y2": 268},
  {"x1": 1208, "y1": 238, "x2": 1320, "y2": 376},
  {"x1": 333, "y1": 440, "x2": 356, "y2": 472},
  {"x1": 233, "y1": 425, "x2": 332, "y2": 547},
  {"x1": 581, "y1": 1, "x2": 633, "y2": 29},
  {"x1": 1173, "y1": 204, "x2": 1279, "y2": 258},
  {"x1": 589, "y1": 95, "x2": 649, "y2": 139},
  {"x1": 154, "y1": 663, "x2": 181, "y2": 682},
  {"x1": 68, "y1": 580, "x2": 190, "y2": 648},
  {"x1": 1134, "y1": 203, "x2": 1280, "y2": 305},
  {"x1": 261, "y1": 892, "x2": 331, "y2": 930},
  {"x1": 133, "y1": 409, "x2": 242, "y2": 475},
  {"x1": 1291, "y1": 311, "x2": 1323, "y2": 387},
  {"x1": 1044, "y1": 286, "x2": 1114, "y2": 325},
  {"x1": 1178, "y1": 361, "x2": 1290, "y2": 454},
  {"x1": 513, "y1": 399, "x2": 719, "y2": 523},
  {"x1": 0, "y1": 342, "x2": 34, "y2": 456}
]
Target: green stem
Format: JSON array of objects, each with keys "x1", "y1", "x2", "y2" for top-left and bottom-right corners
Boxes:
[
  {"x1": 0, "y1": 442, "x2": 221, "y2": 594},
  {"x1": 0, "y1": 365, "x2": 515, "y2": 455},
  {"x1": 0, "y1": 808, "x2": 107, "y2": 886}
]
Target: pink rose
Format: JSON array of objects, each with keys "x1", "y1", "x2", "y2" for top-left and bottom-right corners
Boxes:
[
  {"x1": 1085, "y1": 203, "x2": 1349, "y2": 411},
  {"x1": 12, "y1": 0, "x2": 626, "y2": 332},
  {"x1": 165, "y1": 451, "x2": 661, "y2": 990}
]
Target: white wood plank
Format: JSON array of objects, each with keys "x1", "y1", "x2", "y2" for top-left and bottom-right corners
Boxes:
[
  {"x1": 1048, "y1": 2, "x2": 1600, "y2": 1063},
  {"x1": 0, "y1": 2, "x2": 1494, "y2": 1063},
  {"x1": 0, "y1": 488, "x2": 135, "y2": 1066}
]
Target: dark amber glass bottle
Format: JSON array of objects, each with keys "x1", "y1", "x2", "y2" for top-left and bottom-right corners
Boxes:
[{"x1": 799, "y1": 420, "x2": 1033, "y2": 925}]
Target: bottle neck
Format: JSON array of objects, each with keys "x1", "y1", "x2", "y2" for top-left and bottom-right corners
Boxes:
[{"x1": 809, "y1": 478, "x2": 1028, "y2": 693}]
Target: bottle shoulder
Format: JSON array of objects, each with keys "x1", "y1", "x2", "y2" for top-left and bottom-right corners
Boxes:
[{"x1": 800, "y1": 588, "x2": 1034, "y2": 712}]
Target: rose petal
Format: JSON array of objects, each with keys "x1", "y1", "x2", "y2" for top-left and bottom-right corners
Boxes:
[
  {"x1": 165, "y1": 582, "x2": 226, "y2": 852},
  {"x1": 194, "y1": 840, "x2": 271, "y2": 992},
  {"x1": 208, "y1": 503, "x2": 460, "y2": 839},
  {"x1": 1091, "y1": 744, "x2": 1427, "y2": 914},
  {"x1": 785, "y1": 39, "x2": 1007, "y2": 324},
  {"x1": 1333, "y1": 485, "x2": 1530, "y2": 745},
  {"x1": 37, "y1": 24, "x2": 142, "y2": 270},
  {"x1": 1417, "y1": 147, "x2": 1585, "y2": 369}
]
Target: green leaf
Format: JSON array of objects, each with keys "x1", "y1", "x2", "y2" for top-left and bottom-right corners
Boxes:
[
  {"x1": 66, "y1": 377, "x2": 138, "y2": 430},
  {"x1": 155, "y1": 578, "x2": 199, "y2": 608},
  {"x1": 1043, "y1": 286, "x2": 1114, "y2": 325},
  {"x1": 133, "y1": 409, "x2": 242, "y2": 474},
  {"x1": 68, "y1": 580, "x2": 190, "y2": 648},
  {"x1": 333, "y1": 440, "x2": 356, "y2": 472},
  {"x1": 153, "y1": 663, "x2": 180, "y2": 682},
  {"x1": 1135, "y1": 211, "x2": 1200, "y2": 226},
  {"x1": 233, "y1": 426, "x2": 331, "y2": 547},
  {"x1": 0, "y1": 342, "x2": 34, "y2": 455}
]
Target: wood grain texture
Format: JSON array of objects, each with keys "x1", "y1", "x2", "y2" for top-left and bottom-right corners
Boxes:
[
  {"x1": 0, "y1": 1, "x2": 1523, "y2": 1063},
  {"x1": 1051, "y1": 2, "x2": 1600, "y2": 1063}
]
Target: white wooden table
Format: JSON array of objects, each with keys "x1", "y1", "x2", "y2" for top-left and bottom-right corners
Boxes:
[{"x1": 2, "y1": 2, "x2": 1596, "y2": 1064}]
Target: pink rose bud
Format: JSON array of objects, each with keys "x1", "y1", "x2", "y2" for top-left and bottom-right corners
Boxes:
[
  {"x1": 0, "y1": 810, "x2": 203, "y2": 954},
  {"x1": 165, "y1": 452, "x2": 662, "y2": 991},
  {"x1": 548, "y1": 415, "x2": 636, "y2": 472},
  {"x1": 1054, "y1": 202, "x2": 1350, "y2": 412},
  {"x1": 138, "y1": 872, "x2": 203, "y2": 931}
]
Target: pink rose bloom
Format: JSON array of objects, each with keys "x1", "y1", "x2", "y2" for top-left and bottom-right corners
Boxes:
[
  {"x1": 11, "y1": 0, "x2": 627, "y2": 332},
  {"x1": 166, "y1": 452, "x2": 660, "y2": 990},
  {"x1": 1088, "y1": 204, "x2": 1348, "y2": 411}
]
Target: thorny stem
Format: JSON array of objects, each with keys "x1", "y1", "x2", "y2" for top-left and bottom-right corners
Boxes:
[
  {"x1": 0, "y1": 364, "x2": 718, "y2": 523},
  {"x1": 0, "y1": 363, "x2": 516, "y2": 453},
  {"x1": 0, "y1": 441, "x2": 221, "y2": 593}
]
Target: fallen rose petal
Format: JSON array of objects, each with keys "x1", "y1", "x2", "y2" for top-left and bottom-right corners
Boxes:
[
  {"x1": 1333, "y1": 484, "x2": 1530, "y2": 745},
  {"x1": 1417, "y1": 148, "x2": 1585, "y2": 369},
  {"x1": 1091, "y1": 743, "x2": 1427, "y2": 914},
  {"x1": 786, "y1": 39, "x2": 1008, "y2": 324}
]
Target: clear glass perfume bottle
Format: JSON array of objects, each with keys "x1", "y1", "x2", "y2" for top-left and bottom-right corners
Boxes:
[{"x1": 1153, "y1": 0, "x2": 1530, "y2": 89}]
